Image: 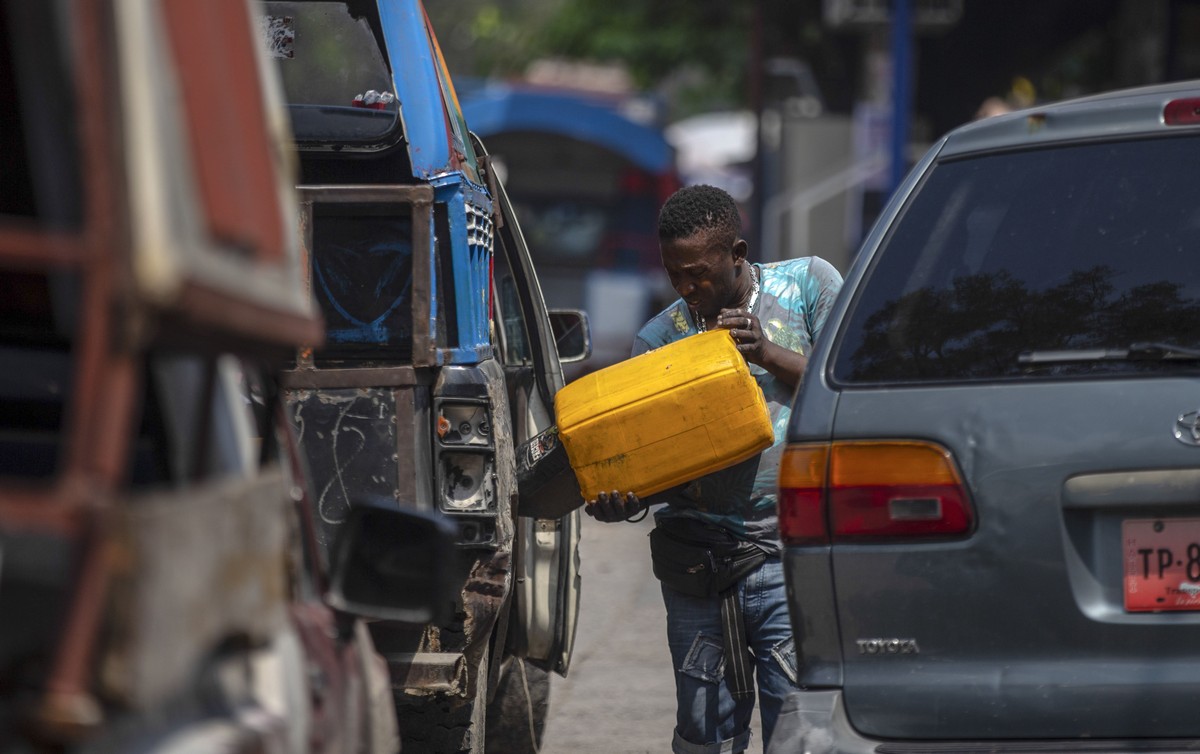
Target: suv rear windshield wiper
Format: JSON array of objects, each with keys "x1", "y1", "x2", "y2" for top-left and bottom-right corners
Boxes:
[{"x1": 1018, "y1": 342, "x2": 1200, "y2": 365}]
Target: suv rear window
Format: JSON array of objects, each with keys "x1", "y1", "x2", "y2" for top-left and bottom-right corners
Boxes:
[{"x1": 832, "y1": 135, "x2": 1200, "y2": 384}]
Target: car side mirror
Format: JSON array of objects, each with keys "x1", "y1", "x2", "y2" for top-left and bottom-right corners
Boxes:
[
  {"x1": 325, "y1": 503, "x2": 456, "y2": 625},
  {"x1": 549, "y1": 309, "x2": 591, "y2": 364}
]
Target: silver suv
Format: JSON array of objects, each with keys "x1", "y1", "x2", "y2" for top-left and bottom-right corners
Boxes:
[{"x1": 772, "y1": 81, "x2": 1200, "y2": 752}]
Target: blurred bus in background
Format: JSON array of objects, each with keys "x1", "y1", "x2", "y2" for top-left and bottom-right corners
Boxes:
[{"x1": 462, "y1": 83, "x2": 681, "y2": 377}]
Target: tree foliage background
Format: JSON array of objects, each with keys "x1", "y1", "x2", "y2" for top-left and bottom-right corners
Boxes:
[
  {"x1": 425, "y1": 0, "x2": 846, "y2": 119},
  {"x1": 425, "y1": 0, "x2": 1160, "y2": 136}
]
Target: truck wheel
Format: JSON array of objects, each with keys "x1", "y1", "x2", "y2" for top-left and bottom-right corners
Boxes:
[
  {"x1": 396, "y1": 647, "x2": 489, "y2": 753},
  {"x1": 485, "y1": 656, "x2": 550, "y2": 754}
]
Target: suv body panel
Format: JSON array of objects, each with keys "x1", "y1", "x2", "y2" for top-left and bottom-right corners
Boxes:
[
  {"x1": 779, "y1": 81, "x2": 1200, "y2": 749},
  {"x1": 829, "y1": 380, "x2": 1200, "y2": 738}
]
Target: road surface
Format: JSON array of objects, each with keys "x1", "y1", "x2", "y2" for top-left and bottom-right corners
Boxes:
[{"x1": 539, "y1": 512, "x2": 764, "y2": 754}]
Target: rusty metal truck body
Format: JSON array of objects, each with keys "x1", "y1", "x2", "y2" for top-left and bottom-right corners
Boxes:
[{"x1": 0, "y1": 1, "x2": 452, "y2": 751}]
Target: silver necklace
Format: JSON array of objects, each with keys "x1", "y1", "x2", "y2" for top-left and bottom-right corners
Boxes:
[{"x1": 694, "y1": 264, "x2": 759, "y2": 333}]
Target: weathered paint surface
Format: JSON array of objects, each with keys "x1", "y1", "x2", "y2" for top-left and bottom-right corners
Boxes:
[{"x1": 102, "y1": 471, "x2": 291, "y2": 709}]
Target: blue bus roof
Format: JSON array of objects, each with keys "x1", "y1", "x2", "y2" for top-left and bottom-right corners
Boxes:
[{"x1": 461, "y1": 86, "x2": 675, "y2": 175}]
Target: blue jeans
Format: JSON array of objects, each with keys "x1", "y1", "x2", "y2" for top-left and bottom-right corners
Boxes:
[{"x1": 661, "y1": 556, "x2": 798, "y2": 754}]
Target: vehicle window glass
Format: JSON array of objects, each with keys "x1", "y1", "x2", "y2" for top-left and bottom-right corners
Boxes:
[
  {"x1": 129, "y1": 356, "x2": 266, "y2": 489},
  {"x1": 0, "y1": 343, "x2": 72, "y2": 480},
  {"x1": 144, "y1": 355, "x2": 256, "y2": 485},
  {"x1": 492, "y1": 237, "x2": 532, "y2": 366},
  {"x1": 128, "y1": 364, "x2": 172, "y2": 487},
  {"x1": 234, "y1": 360, "x2": 324, "y2": 599},
  {"x1": 0, "y1": 271, "x2": 77, "y2": 481},
  {"x1": 491, "y1": 136, "x2": 662, "y2": 271},
  {"x1": 433, "y1": 205, "x2": 458, "y2": 350},
  {"x1": 424, "y1": 13, "x2": 482, "y2": 185},
  {"x1": 516, "y1": 199, "x2": 610, "y2": 264},
  {"x1": 232, "y1": 360, "x2": 273, "y2": 466},
  {"x1": 0, "y1": 0, "x2": 82, "y2": 229},
  {"x1": 260, "y1": 1, "x2": 399, "y2": 144},
  {"x1": 832, "y1": 135, "x2": 1200, "y2": 384}
]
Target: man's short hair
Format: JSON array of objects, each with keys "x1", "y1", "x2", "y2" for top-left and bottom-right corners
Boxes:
[{"x1": 657, "y1": 184, "x2": 741, "y2": 245}]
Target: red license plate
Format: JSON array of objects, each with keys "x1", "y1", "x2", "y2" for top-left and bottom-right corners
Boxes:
[{"x1": 1123, "y1": 518, "x2": 1200, "y2": 612}]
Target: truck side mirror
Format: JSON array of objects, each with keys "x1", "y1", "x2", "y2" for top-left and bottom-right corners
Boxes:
[
  {"x1": 549, "y1": 309, "x2": 592, "y2": 364},
  {"x1": 325, "y1": 503, "x2": 456, "y2": 625}
]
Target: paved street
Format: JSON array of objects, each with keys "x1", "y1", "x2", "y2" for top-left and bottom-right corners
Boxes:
[{"x1": 539, "y1": 512, "x2": 764, "y2": 754}]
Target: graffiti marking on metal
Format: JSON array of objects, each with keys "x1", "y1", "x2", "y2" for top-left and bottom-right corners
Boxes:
[{"x1": 259, "y1": 16, "x2": 295, "y2": 59}]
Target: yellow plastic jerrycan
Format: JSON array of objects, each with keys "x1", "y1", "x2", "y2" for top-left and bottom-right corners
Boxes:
[{"x1": 554, "y1": 329, "x2": 774, "y2": 502}]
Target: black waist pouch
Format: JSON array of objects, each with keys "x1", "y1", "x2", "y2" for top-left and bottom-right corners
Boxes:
[
  {"x1": 648, "y1": 518, "x2": 766, "y2": 598},
  {"x1": 648, "y1": 518, "x2": 768, "y2": 699}
]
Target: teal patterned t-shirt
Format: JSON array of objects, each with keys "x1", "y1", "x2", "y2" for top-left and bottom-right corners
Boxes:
[{"x1": 632, "y1": 257, "x2": 844, "y2": 552}]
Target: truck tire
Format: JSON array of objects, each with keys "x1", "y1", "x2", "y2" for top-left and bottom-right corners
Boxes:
[
  {"x1": 396, "y1": 646, "x2": 489, "y2": 754},
  {"x1": 485, "y1": 656, "x2": 551, "y2": 754}
]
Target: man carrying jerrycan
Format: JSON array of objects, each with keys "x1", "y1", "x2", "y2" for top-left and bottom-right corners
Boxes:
[{"x1": 583, "y1": 184, "x2": 843, "y2": 753}]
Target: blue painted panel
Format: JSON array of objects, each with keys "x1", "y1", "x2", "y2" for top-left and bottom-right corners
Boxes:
[
  {"x1": 432, "y1": 175, "x2": 494, "y2": 365},
  {"x1": 378, "y1": 0, "x2": 451, "y2": 178}
]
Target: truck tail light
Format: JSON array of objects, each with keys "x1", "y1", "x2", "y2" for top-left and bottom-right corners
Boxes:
[
  {"x1": 779, "y1": 441, "x2": 973, "y2": 545},
  {"x1": 434, "y1": 398, "x2": 499, "y2": 546}
]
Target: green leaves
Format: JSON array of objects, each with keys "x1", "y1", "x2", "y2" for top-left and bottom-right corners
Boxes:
[
  {"x1": 536, "y1": 0, "x2": 752, "y2": 94},
  {"x1": 427, "y1": 0, "x2": 759, "y2": 115}
]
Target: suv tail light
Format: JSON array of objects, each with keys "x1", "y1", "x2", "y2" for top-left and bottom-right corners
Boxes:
[
  {"x1": 779, "y1": 440, "x2": 973, "y2": 545},
  {"x1": 778, "y1": 444, "x2": 830, "y2": 544},
  {"x1": 1163, "y1": 98, "x2": 1200, "y2": 126}
]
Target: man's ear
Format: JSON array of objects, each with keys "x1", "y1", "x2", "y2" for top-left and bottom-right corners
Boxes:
[{"x1": 731, "y1": 238, "x2": 749, "y2": 264}]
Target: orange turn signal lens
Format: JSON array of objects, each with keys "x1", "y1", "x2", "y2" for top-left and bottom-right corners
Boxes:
[{"x1": 778, "y1": 444, "x2": 829, "y2": 544}]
